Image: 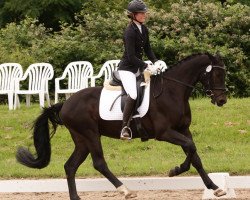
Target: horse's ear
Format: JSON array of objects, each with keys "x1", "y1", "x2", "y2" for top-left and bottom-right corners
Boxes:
[
  {"x1": 215, "y1": 51, "x2": 222, "y2": 59},
  {"x1": 206, "y1": 52, "x2": 215, "y2": 62},
  {"x1": 214, "y1": 51, "x2": 225, "y2": 66}
]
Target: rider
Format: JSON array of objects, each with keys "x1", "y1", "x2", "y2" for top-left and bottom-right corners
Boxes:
[{"x1": 118, "y1": 0, "x2": 158, "y2": 140}]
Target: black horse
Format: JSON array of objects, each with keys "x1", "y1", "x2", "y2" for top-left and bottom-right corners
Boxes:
[{"x1": 16, "y1": 53, "x2": 227, "y2": 200}]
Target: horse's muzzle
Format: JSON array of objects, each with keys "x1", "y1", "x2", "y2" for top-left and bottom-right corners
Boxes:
[
  {"x1": 211, "y1": 96, "x2": 227, "y2": 107},
  {"x1": 217, "y1": 98, "x2": 227, "y2": 107},
  {"x1": 210, "y1": 89, "x2": 228, "y2": 107}
]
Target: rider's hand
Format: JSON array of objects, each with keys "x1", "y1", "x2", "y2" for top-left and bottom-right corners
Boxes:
[
  {"x1": 146, "y1": 63, "x2": 158, "y2": 75},
  {"x1": 154, "y1": 60, "x2": 168, "y2": 73}
]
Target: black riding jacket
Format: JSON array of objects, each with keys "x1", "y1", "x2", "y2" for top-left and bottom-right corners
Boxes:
[{"x1": 118, "y1": 22, "x2": 158, "y2": 73}]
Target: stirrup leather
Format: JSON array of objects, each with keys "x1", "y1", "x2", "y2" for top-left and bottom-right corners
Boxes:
[{"x1": 120, "y1": 126, "x2": 132, "y2": 140}]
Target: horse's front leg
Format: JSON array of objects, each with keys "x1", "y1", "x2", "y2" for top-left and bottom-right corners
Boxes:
[
  {"x1": 156, "y1": 129, "x2": 226, "y2": 197},
  {"x1": 180, "y1": 129, "x2": 226, "y2": 197},
  {"x1": 168, "y1": 149, "x2": 192, "y2": 177}
]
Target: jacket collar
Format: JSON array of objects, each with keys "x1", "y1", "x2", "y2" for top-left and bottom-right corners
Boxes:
[{"x1": 131, "y1": 22, "x2": 144, "y2": 39}]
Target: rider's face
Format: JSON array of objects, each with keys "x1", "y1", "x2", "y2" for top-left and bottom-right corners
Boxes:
[{"x1": 134, "y1": 12, "x2": 147, "y2": 23}]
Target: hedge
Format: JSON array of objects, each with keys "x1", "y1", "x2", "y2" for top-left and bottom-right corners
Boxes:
[{"x1": 0, "y1": 2, "x2": 249, "y2": 99}]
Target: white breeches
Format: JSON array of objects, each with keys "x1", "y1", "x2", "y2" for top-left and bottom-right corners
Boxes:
[{"x1": 118, "y1": 70, "x2": 137, "y2": 100}]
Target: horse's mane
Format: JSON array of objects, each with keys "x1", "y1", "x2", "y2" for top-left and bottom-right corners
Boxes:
[{"x1": 169, "y1": 52, "x2": 213, "y2": 69}]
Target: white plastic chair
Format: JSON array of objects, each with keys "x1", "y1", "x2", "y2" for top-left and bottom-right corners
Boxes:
[
  {"x1": 14, "y1": 63, "x2": 54, "y2": 109},
  {"x1": 0, "y1": 63, "x2": 23, "y2": 110},
  {"x1": 54, "y1": 61, "x2": 94, "y2": 103},
  {"x1": 91, "y1": 60, "x2": 120, "y2": 87}
]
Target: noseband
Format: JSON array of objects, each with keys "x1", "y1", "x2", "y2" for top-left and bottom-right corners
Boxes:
[{"x1": 201, "y1": 65, "x2": 228, "y2": 100}]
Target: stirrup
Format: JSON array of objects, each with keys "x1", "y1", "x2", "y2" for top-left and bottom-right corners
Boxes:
[{"x1": 120, "y1": 126, "x2": 132, "y2": 140}]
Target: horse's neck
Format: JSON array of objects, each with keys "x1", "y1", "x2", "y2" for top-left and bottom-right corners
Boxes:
[
  {"x1": 162, "y1": 55, "x2": 211, "y2": 100},
  {"x1": 168, "y1": 55, "x2": 210, "y2": 86}
]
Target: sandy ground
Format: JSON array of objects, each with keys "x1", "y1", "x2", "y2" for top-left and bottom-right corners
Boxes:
[{"x1": 0, "y1": 189, "x2": 249, "y2": 200}]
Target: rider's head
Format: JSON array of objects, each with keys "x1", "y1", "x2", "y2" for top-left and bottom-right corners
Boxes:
[{"x1": 127, "y1": 0, "x2": 148, "y2": 23}]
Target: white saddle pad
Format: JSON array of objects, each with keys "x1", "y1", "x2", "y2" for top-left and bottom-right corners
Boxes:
[{"x1": 99, "y1": 83, "x2": 150, "y2": 120}]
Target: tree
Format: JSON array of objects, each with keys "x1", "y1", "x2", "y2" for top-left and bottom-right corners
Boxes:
[
  {"x1": 0, "y1": 0, "x2": 86, "y2": 30},
  {"x1": 0, "y1": 0, "x2": 249, "y2": 29}
]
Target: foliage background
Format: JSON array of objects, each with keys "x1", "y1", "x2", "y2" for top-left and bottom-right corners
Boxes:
[{"x1": 0, "y1": 0, "x2": 249, "y2": 99}]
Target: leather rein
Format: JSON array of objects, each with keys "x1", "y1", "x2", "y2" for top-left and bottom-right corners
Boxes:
[{"x1": 153, "y1": 65, "x2": 227, "y2": 99}]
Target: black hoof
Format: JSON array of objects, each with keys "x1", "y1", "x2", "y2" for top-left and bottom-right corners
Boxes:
[
  {"x1": 169, "y1": 166, "x2": 180, "y2": 177},
  {"x1": 169, "y1": 168, "x2": 176, "y2": 177},
  {"x1": 71, "y1": 195, "x2": 81, "y2": 200}
]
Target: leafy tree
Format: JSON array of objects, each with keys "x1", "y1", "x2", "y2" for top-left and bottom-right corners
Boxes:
[
  {"x1": 0, "y1": 1, "x2": 249, "y2": 97},
  {"x1": 0, "y1": 0, "x2": 249, "y2": 30},
  {"x1": 147, "y1": 0, "x2": 250, "y2": 10},
  {"x1": 0, "y1": 0, "x2": 86, "y2": 30}
]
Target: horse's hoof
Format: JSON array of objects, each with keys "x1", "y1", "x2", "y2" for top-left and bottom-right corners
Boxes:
[
  {"x1": 70, "y1": 195, "x2": 81, "y2": 200},
  {"x1": 168, "y1": 168, "x2": 176, "y2": 177},
  {"x1": 117, "y1": 184, "x2": 137, "y2": 199},
  {"x1": 125, "y1": 191, "x2": 137, "y2": 199},
  {"x1": 214, "y1": 188, "x2": 227, "y2": 197}
]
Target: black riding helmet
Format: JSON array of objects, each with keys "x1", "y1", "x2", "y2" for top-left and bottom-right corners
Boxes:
[{"x1": 127, "y1": 0, "x2": 147, "y2": 20}]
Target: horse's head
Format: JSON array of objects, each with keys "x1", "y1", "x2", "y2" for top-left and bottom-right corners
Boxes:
[{"x1": 200, "y1": 54, "x2": 227, "y2": 107}]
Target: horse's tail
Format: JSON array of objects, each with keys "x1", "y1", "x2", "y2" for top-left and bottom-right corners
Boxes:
[{"x1": 16, "y1": 103, "x2": 64, "y2": 169}]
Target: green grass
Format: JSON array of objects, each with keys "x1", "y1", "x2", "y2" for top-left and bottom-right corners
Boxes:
[{"x1": 0, "y1": 98, "x2": 249, "y2": 179}]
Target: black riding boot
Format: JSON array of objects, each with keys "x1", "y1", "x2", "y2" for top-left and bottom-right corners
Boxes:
[{"x1": 120, "y1": 96, "x2": 136, "y2": 140}]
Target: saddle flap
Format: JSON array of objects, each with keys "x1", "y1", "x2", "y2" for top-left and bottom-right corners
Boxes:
[{"x1": 99, "y1": 82, "x2": 151, "y2": 121}]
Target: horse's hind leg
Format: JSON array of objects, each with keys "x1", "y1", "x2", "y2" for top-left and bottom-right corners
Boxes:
[
  {"x1": 85, "y1": 130, "x2": 137, "y2": 198},
  {"x1": 64, "y1": 129, "x2": 90, "y2": 200}
]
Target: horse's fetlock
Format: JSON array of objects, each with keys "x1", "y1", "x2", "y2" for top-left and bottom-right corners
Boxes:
[
  {"x1": 207, "y1": 182, "x2": 218, "y2": 190},
  {"x1": 180, "y1": 163, "x2": 190, "y2": 171}
]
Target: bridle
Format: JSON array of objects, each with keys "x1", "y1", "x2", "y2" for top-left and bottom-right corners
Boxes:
[
  {"x1": 200, "y1": 65, "x2": 228, "y2": 101},
  {"x1": 153, "y1": 64, "x2": 228, "y2": 99}
]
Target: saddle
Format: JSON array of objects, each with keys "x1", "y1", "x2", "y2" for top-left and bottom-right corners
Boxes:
[
  {"x1": 109, "y1": 71, "x2": 145, "y2": 114},
  {"x1": 109, "y1": 71, "x2": 149, "y2": 141}
]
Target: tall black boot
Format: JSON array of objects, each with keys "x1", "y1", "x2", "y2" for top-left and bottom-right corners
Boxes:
[{"x1": 120, "y1": 96, "x2": 136, "y2": 140}]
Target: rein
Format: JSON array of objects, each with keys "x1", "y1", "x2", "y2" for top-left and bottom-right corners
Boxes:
[
  {"x1": 153, "y1": 65, "x2": 227, "y2": 99},
  {"x1": 152, "y1": 73, "x2": 194, "y2": 99},
  {"x1": 152, "y1": 68, "x2": 196, "y2": 99},
  {"x1": 162, "y1": 77, "x2": 194, "y2": 89}
]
